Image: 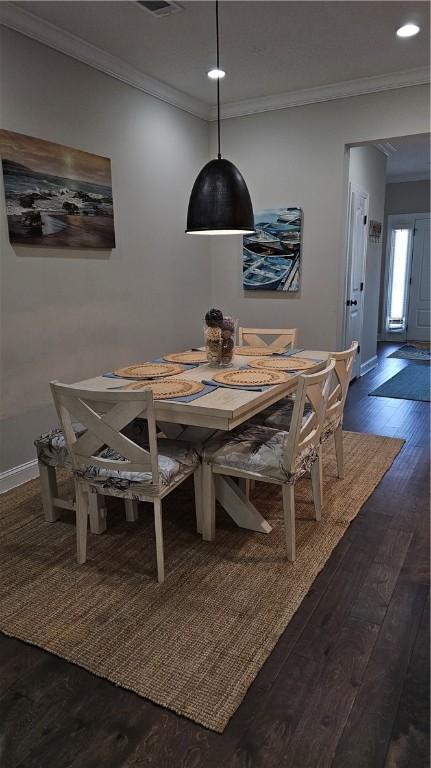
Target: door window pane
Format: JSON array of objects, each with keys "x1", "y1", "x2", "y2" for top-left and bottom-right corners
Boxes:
[{"x1": 387, "y1": 228, "x2": 411, "y2": 331}]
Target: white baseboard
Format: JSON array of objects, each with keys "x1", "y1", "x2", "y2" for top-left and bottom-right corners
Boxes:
[
  {"x1": 360, "y1": 355, "x2": 378, "y2": 377},
  {"x1": 0, "y1": 459, "x2": 39, "y2": 494}
]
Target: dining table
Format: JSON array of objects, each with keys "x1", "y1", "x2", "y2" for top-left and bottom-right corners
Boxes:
[{"x1": 70, "y1": 348, "x2": 330, "y2": 536}]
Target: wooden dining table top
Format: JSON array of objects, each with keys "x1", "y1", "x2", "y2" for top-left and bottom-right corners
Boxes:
[{"x1": 71, "y1": 349, "x2": 330, "y2": 431}]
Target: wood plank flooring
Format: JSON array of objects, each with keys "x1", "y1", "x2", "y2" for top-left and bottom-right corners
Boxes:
[{"x1": 1, "y1": 343, "x2": 429, "y2": 768}]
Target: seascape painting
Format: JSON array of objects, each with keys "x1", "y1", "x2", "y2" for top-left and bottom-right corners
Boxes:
[
  {"x1": 243, "y1": 207, "x2": 302, "y2": 292},
  {"x1": 0, "y1": 130, "x2": 115, "y2": 248}
]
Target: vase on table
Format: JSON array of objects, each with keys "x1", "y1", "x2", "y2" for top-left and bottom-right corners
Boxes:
[{"x1": 204, "y1": 308, "x2": 237, "y2": 368}]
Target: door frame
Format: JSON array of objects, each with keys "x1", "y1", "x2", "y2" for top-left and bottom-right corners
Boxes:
[
  {"x1": 381, "y1": 212, "x2": 430, "y2": 342},
  {"x1": 343, "y1": 182, "x2": 369, "y2": 377}
]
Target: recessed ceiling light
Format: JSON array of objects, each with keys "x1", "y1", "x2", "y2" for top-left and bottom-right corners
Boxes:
[
  {"x1": 396, "y1": 23, "x2": 420, "y2": 38},
  {"x1": 208, "y1": 68, "x2": 225, "y2": 79}
]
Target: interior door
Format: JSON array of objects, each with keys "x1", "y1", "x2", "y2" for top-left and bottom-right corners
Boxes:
[
  {"x1": 345, "y1": 185, "x2": 368, "y2": 378},
  {"x1": 407, "y1": 217, "x2": 430, "y2": 341}
]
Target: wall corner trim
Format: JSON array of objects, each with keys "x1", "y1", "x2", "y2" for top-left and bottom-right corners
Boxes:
[
  {"x1": 360, "y1": 355, "x2": 378, "y2": 377},
  {"x1": 210, "y1": 68, "x2": 430, "y2": 121},
  {"x1": 0, "y1": 459, "x2": 39, "y2": 494}
]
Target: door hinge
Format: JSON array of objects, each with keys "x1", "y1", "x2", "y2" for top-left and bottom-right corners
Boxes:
[
  {"x1": 360, "y1": 282, "x2": 364, "y2": 291},
  {"x1": 363, "y1": 215, "x2": 367, "y2": 225}
]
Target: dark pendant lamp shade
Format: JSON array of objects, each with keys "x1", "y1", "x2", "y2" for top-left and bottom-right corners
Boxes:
[
  {"x1": 186, "y1": 0, "x2": 254, "y2": 235},
  {"x1": 186, "y1": 158, "x2": 254, "y2": 235}
]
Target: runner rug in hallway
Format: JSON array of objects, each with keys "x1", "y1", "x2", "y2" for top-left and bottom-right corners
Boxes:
[
  {"x1": 0, "y1": 432, "x2": 403, "y2": 732},
  {"x1": 388, "y1": 343, "x2": 431, "y2": 362},
  {"x1": 370, "y1": 363, "x2": 431, "y2": 402}
]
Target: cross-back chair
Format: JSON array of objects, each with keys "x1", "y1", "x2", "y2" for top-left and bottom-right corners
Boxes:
[
  {"x1": 238, "y1": 327, "x2": 298, "y2": 351},
  {"x1": 321, "y1": 341, "x2": 358, "y2": 479},
  {"x1": 50, "y1": 382, "x2": 202, "y2": 583},
  {"x1": 201, "y1": 359, "x2": 335, "y2": 561}
]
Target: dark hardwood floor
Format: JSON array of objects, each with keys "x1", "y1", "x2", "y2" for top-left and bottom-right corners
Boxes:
[{"x1": 1, "y1": 343, "x2": 429, "y2": 768}]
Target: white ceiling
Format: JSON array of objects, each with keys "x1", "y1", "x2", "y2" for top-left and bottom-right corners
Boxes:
[
  {"x1": 8, "y1": 0, "x2": 431, "y2": 111},
  {"x1": 384, "y1": 134, "x2": 431, "y2": 181}
]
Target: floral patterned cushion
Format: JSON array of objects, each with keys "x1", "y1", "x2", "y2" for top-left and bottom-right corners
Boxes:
[
  {"x1": 203, "y1": 424, "x2": 318, "y2": 485},
  {"x1": 247, "y1": 395, "x2": 312, "y2": 431},
  {"x1": 34, "y1": 419, "x2": 151, "y2": 470},
  {"x1": 75, "y1": 439, "x2": 199, "y2": 498},
  {"x1": 34, "y1": 423, "x2": 86, "y2": 469},
  {"x1": 321, "y1": 414, "x2": 342, "y2": 442}
]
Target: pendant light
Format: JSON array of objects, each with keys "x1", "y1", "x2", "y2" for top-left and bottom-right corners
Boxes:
[{"x1": 186, "y1": 0, "x2": 254, "y2": 235}]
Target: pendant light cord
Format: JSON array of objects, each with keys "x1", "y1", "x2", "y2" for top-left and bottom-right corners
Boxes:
[{"x1": 216, "y1": 0, "x2": 221, "y2": 159}]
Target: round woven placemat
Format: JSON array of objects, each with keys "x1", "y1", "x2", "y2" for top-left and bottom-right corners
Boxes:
[
  {"x1": 249, "y1": 357, "x2": 318, "y2": 371},
  {"x1": 213, "y1": 368, "x2": 289, "y2": 387},
  {"x1": 114, "y1": 362, "x2": 185, "y2": 379},
  {"x1": 234, "y1": 346, "x2": 275, "y2": 356},
  {"x1": 123, "y1": 379, "x2": 204, "y2": 399},
  {"x1": 163, "y1": 351, "x2": 207, "y2": 364}
]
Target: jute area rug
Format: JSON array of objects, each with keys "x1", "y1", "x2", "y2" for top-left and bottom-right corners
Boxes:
[{"x1": 0, "y1": 431, "x2": 403, "y2": 732}]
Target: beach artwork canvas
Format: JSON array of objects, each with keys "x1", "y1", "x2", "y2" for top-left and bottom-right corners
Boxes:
[
  {"x1": 243, "y1": 207, "x2": 302, "y2": 292},
  {"x1": 0, "y1": 130, "x2": 115, "y2": 248}
]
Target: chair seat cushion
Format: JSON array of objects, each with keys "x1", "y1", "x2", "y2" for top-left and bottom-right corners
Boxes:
[
  {"x1": 34, "y1": 423, "x2": 86, "y2": 469},
  {"x1": 76, "y1": 439, "x2": 199, "y2": 497},
  {"x1": 203, "y1": 424, "x2": 318, "y2": 485},
  {"x1": 34, "y1": 420, "x2": 151, "y2": 470},
  {"x1": 248, "y1": 395, "x2": 312, "y2": 431},
  {"x1": 321, "y1": 413, "x2": 342, "y2": 441}
]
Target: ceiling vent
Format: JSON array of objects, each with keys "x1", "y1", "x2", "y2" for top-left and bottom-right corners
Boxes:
[{"x1": 136, "y1": 1, "x2": 183, "y2": 17}]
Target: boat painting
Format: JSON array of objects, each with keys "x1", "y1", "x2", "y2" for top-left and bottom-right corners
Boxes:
[
  {"x1": 0, "y1": 130, "x2": 115, "y2": 248},
  {"x1": 243, "y1": 207, "x2": 302, "y2": 292}
]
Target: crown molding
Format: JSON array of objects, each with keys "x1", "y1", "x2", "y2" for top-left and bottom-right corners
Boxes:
[
  {"x1": 209, "y1": 67, "x2": 430, "y2": 121},
  {"x1": 1, "y1": 3, "x2": 429, "y2": 125},
  {"x1": 0, "y1": 3, "x2": 210, "y2": 120},
  {"x1": 375, "y1": 142, "x2": 397, "y2": 158},
  {"x1": 386, "y1": 172, "x2": 430, "y2": 184}
]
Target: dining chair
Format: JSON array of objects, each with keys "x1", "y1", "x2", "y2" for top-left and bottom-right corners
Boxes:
[
  {"x1": 201, "y1": 359, "x2": 335, "y2": 561},
  {"x1": 50, "y1": 382, "x2": 202, "y2": 583},
  {"x1": 238, "y1": 326, "x2": 298, "y2": 350},
  {"x1": 319, "y1": 341, "x2": 358, "y2": 479},
  {"x1": 35, "y1": 424, "x2": 107, "y2": 533},
  {"x1": 264, "y1": 342, "x2": 358, "y2": 480}
]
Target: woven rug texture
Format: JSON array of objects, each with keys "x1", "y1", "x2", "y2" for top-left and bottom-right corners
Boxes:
[{"x1": 0, "y1": 431, "x2": 403, "y2": 732}]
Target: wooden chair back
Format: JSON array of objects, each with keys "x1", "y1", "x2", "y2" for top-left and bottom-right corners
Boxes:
[
  {"x1": 283, "y1": 359, "x2": 336, "y2": 472},
  {"x1": 238, "y1": 327, "x2": 298, "y2": 351},
  {"x1": 50, "y1": 382, "x2": 160, "y2": 486},
  {"x1": 326, "y1": 341, "x2": 358, "y2": 425}
]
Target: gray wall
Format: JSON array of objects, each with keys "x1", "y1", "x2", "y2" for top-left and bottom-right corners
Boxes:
[
  {"x1": 379, "y1": 179, "x2": 430, "y2": 334},
  {"x1": 209, "y1": 87, "x2": 430, "y2": 352},
  {"x1": 385, "y1": 179, "x2": 430, "y2": 215},
  {"x1": 348, "y1": 145, "x2": 387, "y2": 366},
  {"x1": 0, "y1": 27, "x2": 210, "y2": 472}
]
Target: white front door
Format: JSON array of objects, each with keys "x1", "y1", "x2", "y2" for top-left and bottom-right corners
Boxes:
[
  {"x1": 407, "y1": 217, "x2": 430, "y2": 341},
  {"x1": 345, "y1": 185, "x2": 368, "y2": 378}
]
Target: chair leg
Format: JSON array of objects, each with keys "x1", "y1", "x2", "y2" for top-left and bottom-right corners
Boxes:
[
  {"x1": 153, "y1": 498, "x2": 165, "y2": 584},
  {"x1": 75, "y1": 482, "x2": 88, "y2": 565},
  {"x1": 202, "y1": 463, "x2": 216, "y2": 541},
  {"x1": 310, "y1": 456, "x2": 322, "y2": 521},
  {"x1": 334, "y1": 424, "x2": 344, "y2": 479},
  {"x1": 238, "y1": 478, "x2": 255, "y2": 498},
  {"x1": 125, "y1": 499, "x2": 139, "y2": 522},
  {"x1": 193, "y1": 464, "x2": 203, "y2": 535},
  {"x1": 318, "y1": 444, "x2": 324, "y2": 507},
  {"x1": 88, "y1": 491, "x2": 107, "y2": 534},
  {"x1": 282, "y1": 484, "x2": 296, "y2": 561},
  {"x1": 38, "y1": 462, "x2": 60, "y2": 522}
]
